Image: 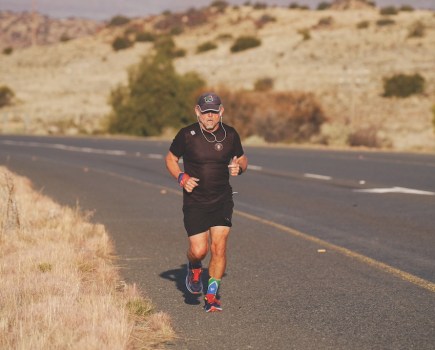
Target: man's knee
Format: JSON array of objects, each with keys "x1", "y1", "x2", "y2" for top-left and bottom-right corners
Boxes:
[{"x1": 189, "y1": 242, "x2": 208, "y2": 260}]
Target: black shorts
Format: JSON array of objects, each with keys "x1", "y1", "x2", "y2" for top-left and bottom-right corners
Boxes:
[{"x1": 183, "y1": 199, "x2": 234, "y2": 237}]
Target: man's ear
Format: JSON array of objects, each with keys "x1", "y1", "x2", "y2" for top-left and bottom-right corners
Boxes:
[
  {"x1": 219, "y1": 106, "x2": 225, "y2": 117},
  {"x1": 194, "y1": 105, "x2": 200, "y2": 117}
]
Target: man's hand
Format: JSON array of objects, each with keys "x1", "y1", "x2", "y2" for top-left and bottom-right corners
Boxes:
[
  {"x1": 228, "y1": 156, "x2": 241, "y2": 176},
  {"x1": 179, "y1": 173, "x2": 200, "y2": 192},
  {"x1": 184, "y1": 177, "x2": 199, "y2": 192}
]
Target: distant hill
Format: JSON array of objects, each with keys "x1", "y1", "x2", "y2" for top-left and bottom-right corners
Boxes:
[
  {"x1": 0, "y1": 4, "x2": 434, "y2": 151},
  {"x1": 0, "y1": 11, "x2": 103, "y2": 49}
]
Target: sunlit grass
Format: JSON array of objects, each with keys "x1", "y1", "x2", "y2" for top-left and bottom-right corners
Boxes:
[{"x1": 0, "y1": 167, "x2": 174, "y2": 349}]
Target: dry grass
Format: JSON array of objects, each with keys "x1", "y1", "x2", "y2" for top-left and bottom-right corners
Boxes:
[{"x1": 0, "y1": 167, "x2": 174, "y2": 349}]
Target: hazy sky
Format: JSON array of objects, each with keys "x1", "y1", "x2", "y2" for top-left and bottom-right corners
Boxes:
[{"x1": 1, "y1": 0, "x2": 434, "y2": 20}]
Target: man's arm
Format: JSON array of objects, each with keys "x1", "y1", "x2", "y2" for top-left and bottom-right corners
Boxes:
[
  {"x1": 238, "y1": 154, "x2": 248, "y2": 173},
  {"x1": 165, "y1": 151, "x2": 182, "y2": 179},
  {"x1": 165, "y1": 151, "x2": 199, "y2": 192}
]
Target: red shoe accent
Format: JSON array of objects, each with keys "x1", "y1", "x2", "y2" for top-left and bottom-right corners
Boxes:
[{"x1": 192, "y1": 268, "x2": 202, "y2": 283}]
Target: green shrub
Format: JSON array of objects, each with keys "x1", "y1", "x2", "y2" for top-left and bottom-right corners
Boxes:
[
  {"x1": 135, "y1": 31, "x2": 155, "y2": 42},
  {"x1": 3, "y1": 47, "x2": 13, "y2": 55},
  {"x1": 211, "y1": 1, "x2": 229, "y2": 11},
  {"x1": 317, "y1": 2, "x2": 331, "y2": 10},
  {"x1": 254, "y1": 77, "x2": 274, "y2": 91},
  {"x1": 108, "y1": 15, "x2": 131, "y2": 26},
  {"x1": 400, "y1": 5, "x2": 414, "y2": 12},
  {"x1": 60, "y1": 33, "x2": 71, "y2": 42},
  {"x1": 230, "y1": 36, "x2": 261, "y2": 53},
  {"x1": 408, "y1": 21, "x2": 425, "y2": 38},
  {"x1": 289, "y1": 3, "x2": 308, "y2": 10},
  {"x1": 376, "y1": 18, "x2": 395, "y2": 26},
  {"x1": 112, "y1": 36, "x2": 133, "y2": 51},
  {"x1": 383, "y1": 73, "x2": 425, "y2": 98},
  {"x1": 0, "y1": 85, "x2": 14, "y2": 107},
  {"x1": 357, "y1": 20, "x2": 370, "y2": 29},
  {"x1": 107, "y1": 54, "x2": 204, "y2": 136},
  {"x1": 298, "y1": 29, "x2": 311, "y2": 41},
  {"x1": 196, "y1": 41, "x2": 218, "y2": 53},
  {"x1": 154, "y1": 36, "x2": 186, "y2": 58},
  {"x1": 380, "y1": 6, "x2": 398, "y2": 15},
  {"x1": 216, "y1": 33, "x2": 233, "y2": 41},
  {"x1": 169, "y1": 26, "x2": 184, "y2": 36}
]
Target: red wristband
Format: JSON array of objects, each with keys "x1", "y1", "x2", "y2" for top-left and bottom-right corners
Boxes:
[{"x1": 178, "y1": 173, "x2": 190, "y2": 187}]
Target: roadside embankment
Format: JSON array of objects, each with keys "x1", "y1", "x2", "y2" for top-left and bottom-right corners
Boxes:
[{"x1": 0, "y1": 167, "x2": 174, "y2": 349}]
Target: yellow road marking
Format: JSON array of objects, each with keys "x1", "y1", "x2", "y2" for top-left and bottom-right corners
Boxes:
[
  {"x1": 235, "y1": 210, "x2": 435, "y2": 294},
  {"x1": 43, "y1": 163, "x2": 434, "y2": 294}
]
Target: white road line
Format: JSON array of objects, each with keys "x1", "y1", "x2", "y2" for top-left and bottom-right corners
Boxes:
[
  {"x1": 304, "y1": 173, "x2": 332, "y2": 181},
  {"x1": 248, "y1": 165, "x2": 263, "y2": 171},
  {"x1": 1, "y1": 140, "x2": 127, "y2": 156},
  {"x1": 354, "y1": 187, "x2": 435, "y2": 196},
  {"x1": 148, "y1": 154, "x2": 163, "y2": 159}
]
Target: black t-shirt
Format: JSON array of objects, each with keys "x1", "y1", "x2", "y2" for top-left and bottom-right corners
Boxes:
[{"x1": 169, "y1": 122, "x2": 244, "y2": 207}]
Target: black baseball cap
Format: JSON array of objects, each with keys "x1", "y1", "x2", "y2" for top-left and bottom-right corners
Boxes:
[{"x1": 197, "y1": 92, "x2": 222, "y2": 113}]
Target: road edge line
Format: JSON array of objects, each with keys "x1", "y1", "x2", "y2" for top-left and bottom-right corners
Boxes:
[{"x1": 234, "y1": 210, "x2": 435, "y2": 294}]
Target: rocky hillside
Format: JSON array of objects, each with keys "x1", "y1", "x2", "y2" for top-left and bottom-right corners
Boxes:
[
  {"x1": 0, "y1": 2, "x2": 434, "y2": 151},
  {"x1": 0, "y1": 11, "x2": 103, "y2": 50}
]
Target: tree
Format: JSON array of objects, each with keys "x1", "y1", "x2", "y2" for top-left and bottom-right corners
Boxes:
[{"x1": 107, "y1": 54, "x2": 204, "y2": 136}]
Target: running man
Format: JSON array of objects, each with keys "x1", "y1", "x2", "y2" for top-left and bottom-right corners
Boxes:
[{"x1": 165, "y1": 92, "x2": 248, "y2": 312}]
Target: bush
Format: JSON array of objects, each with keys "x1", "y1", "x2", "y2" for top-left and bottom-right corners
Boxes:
[
  {"x1": 107, "y1": 55, "x2": 204, "y2": 136},
  {"x1": 135, "y1": 31, "x2": 155, "y2": 42},
  {"x1": 298, "y1": 29, "x2": 311, "y2": 41},
  {"x1": 196, "y1": 41, "x2": 218, "y2": 53},
  {"x1": 317, "y1": 16, "x2": 334, "y2": 27},
  {"x1": 376, "y1": 18, "x2": 395, "y2": 26},
  {"x1": 383, "y1": 73, "x2": 425, "y2": 98},
  {"x1": 108, "y1": 15, "x2": 131, "y2": 27},
  {"x1": 380, "y1": 6, "x2": 398, "y2": 15},
  {"x1": 254, "y1": 77, "x2": 274, "y2": 91},
  {"x1": 216, "y1": 33, "x2": 233, "y2": 41},
  {"x1": 3, "y1": 47, "x2": 13, "y2": 55},
  {"x1": 256, "y1": 14, "x2": 277, "y2": 28},
  {"x1": 400, "y1": 5, "x2": 414, "y2": 12},
  {"x1": 230, "y1": 36, "x2": 261, "y2": 53},
  {"x1": 317, "y1": 2, "x2": 331, "y2": 10},
  {"x1": 253, "y1": 2, "x2": 268, "y2": 9},
  {"x1": 154, "y1": 36, "x2": 186, "y2": 58},
  {"x1": 347, "y1": 127, "x2": 381, "y2": 148},
  {"x1": 112, "y1": 36, "x2": 133, "y2": 51},
  {"x1": 408, "y1": 21, "x2": 425, "y2": 38},
  {"x1": 211, "y1": 1, "x2": 229, "y2": 11},
  {"x1": 218, "y1": 89, "x2": 326, "y2": 143},
  {"x1": 60, "y1": 33, "x2": 71, "y2": 42},
  {"x1": 357, "y1": 20, "x2": 370, "y2": 29},
  {"x1": 289, "y1": 3, "x2": 309, "y2": 10},
  {"x1": 0, "y1": 85, "x2": 14, "y2": 108}
]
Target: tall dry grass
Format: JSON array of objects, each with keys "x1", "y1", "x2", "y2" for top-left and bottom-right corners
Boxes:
[{"x1": 0, "y1": 167, "x2": 174, "y2": 349}]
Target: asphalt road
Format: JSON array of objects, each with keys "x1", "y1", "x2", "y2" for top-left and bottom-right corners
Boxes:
[{"x1": 1, "y1": 135, "x2": 434, "y2": 349}]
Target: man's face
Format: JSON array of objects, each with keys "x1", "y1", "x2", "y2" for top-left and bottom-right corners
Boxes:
[{"x1": 196, "y1": 106, "x2": 223, "y2": 132}]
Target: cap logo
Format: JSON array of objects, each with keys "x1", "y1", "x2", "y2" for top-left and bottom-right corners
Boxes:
[{"x1": 204, "y1": 95, "x2": 214, "y2": 103}]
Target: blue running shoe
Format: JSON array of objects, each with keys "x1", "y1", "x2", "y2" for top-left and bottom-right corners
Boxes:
[
  {"x1": 204, "y1": 294, "x2": 222, "y2": 312},
  {"x1": 185, "y1": 265, "x2": 203, "y2": 294}
]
